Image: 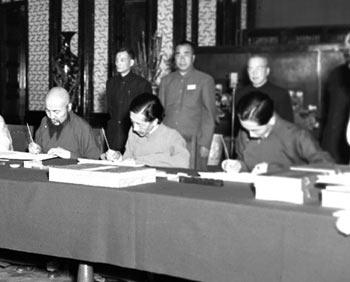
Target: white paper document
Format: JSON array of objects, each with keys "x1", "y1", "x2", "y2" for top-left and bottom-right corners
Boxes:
[
  {"x1": 317, "y1": 173, "x2": 350, "y2": 186},
  {"x1": 0, "y1": 151, "x2": 56, "y2": 161},
  {"x1": 78, "y1": 158, "x2": 144, "y2": 167},
  {"x1": 322, "y1": 185, "x2": 350, "y2": 209},
  {"x1": 49, "y1": 163, "x2": 156, "y2": 188}
]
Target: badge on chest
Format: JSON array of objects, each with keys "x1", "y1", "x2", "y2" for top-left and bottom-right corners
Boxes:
[{"x1": 187, "y1": 84, "x2": 196, "y2": 90}]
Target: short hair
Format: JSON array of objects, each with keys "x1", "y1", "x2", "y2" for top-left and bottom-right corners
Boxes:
[
  {"x1": 175, "y1": 40, "x2": 196, "y2": 55},
  {"x1": 237, "y1": 91, "x2": 274, "y2": 125},
  {"x1": 247, "y1": 54, "x2": 269, "y2": 67},
  {"x1": 129, "y1": 93, "x2": 164, "y2": 123},
  {"x1": 46, "y1": 87, "x2": 71, "y2": 105},
  {"x1": 116, "y1": 47, "x2": 135, "y2": 60}
]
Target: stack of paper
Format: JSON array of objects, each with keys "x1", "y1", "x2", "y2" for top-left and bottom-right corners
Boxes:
[
  {"x1": 322, "y1": 185, "x2": 350, "y2": 209},
  {"x1": 78, "y1": 158, "x2": 144, "y2": 167},
  {"x1": 0, "y1": 151, "x2": 56, "y2": 161},
  {"x1": 253, "y1": 170, "x2": 319, "y2": 204},
  {"x1": 317, "y1": 172, "x2": 350, "y2": 186},
  {"x1": 49, "y1": 163, "x2": 156, "y2": 188},
  {"x1": 291, "y1": 164, "x2": 350, "y2": 175}
]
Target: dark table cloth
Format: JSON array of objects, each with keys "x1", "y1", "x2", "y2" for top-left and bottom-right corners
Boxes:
[{"x1": 0, "y1": 166, "x2": 347, "y2": 282}]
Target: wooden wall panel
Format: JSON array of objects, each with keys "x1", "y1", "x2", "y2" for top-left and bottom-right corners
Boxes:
[{"x1": 254, "y1": 0, "x2": 350, "y2": 28}]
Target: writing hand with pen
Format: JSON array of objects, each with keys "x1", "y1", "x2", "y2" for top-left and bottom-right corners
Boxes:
[
  {"x1": 221, "y1": 159, "x2": 269, "y2": 175},
  {"x1": 100, "y1": 149, "x2": 122, "y2": 162},
  {"x1": 99, "y1": 128, "x2": 122, "y2": 162},
  {"x1": 28, "y1": 142, "x2": 42, "y2": 154},
  {"x1": 28, "y1": 142, "x2": 71, "y2": 159}
]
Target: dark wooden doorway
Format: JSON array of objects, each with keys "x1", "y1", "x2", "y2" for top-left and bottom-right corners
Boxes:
[{"x1": 0, "y1": 1, "x2": 27, "y2": 124}]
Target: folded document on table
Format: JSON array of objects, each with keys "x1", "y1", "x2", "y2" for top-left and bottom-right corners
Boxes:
[
  {"x1": 317, "y1": 173, "x2": 350, "y2": 186},
  {"x1": 49, "y1": 163, "x2": 156, "y2": 188},
  {"x1": 0, "y1": 151, "x2": 56, "y2": 161},
  {"x1": 321, "y1": 184, "x2": 350, "y2": 209},
  {"x1": 78, "y1": 158, "x2": 144, "y2": 167}
]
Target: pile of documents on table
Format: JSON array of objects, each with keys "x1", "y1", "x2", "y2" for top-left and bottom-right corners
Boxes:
[
  {"x1": 253, "y1": 164, "x2": 350, "y2": 205},
  {"x1": 49, "y1": 160, "x2": 156, "y2": 188},
  {"x1": 317, "y1": 171, "x2": 350, "y2": 209},
  {"x1": 253, "y1": 169, "x2": 320, "y2": 204}
]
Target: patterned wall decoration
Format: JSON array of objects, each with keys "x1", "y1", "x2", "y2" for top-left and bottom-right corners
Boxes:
[
  {"x1": 62, "y1": 0, "x2": 78, "y2": 55},
  {"x1": 240, "y1": 0, "x2": 247, "y2": 30},
  {"x1": 28, "y1": 0, "x2": 50, "y2": 110},
  {"x1": 93, "y1": 0, "x2": 109, "y2": 113},
  {"x1": 157, "y1": 0, "x2": 173, "y2": 62},
  {"x1": 186, "y1": 0, "x2": 192, "y2": 41},
  {"x1": 198, "y1": 0, "x2": 216, "y2": 46}
]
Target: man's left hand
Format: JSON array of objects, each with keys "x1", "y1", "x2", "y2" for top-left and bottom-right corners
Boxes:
[
  {"x1": 199, "y1": 146, "x2": 210, "y2": 158},
  {"x1": 47, "y1": 147, "x2": 71, "y2": 159}
]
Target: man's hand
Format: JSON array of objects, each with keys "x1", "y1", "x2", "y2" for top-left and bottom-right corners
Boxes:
[
  {"x1": 105, "y1": 149, "x2": 122, "y2": 162},
  {"x1": 221, "y1": 159, "x2": 242, "y2": 173},
  {"x1": 28, "y1": 142, "x2": 42, "y2": 154},
  {"x1": 199, "y1": 146, "x2": 210, "y2": 158},
  {"x1": 251, "y1": 162, "x2": 269, "y2": 175},
  {"x1": 47, "y1": 147, "x2": 71, "y2": 159}
]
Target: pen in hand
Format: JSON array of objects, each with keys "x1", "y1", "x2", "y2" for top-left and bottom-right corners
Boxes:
[
  {"x1": 26, "y1": 123, "x2": 34, "y2": 143},
  {"x1": 101, "y1": 128, "x2": 110, "y2": 151}
]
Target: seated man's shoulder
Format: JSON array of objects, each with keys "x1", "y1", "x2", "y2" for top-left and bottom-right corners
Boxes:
[
  {"x1": 38, "y1": 115, "x2": 50, "y2": 128},
  {"x1": 276, "y1": 117, "x2": 310, "y2": 138},
  {"x1": 70, "y1": 112, "x2": 93, "y2": 130}
]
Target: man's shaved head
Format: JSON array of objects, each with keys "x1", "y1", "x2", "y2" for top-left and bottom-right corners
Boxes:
[
  {"x1": 45, "y1": 87, "x2": 72, "y2": 126},
  {"x1": 46, "y1": 87, "x2": 70, "y2": 108}
]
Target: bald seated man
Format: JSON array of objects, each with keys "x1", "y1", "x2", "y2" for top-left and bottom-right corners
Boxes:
[{"x1": 28, "y1": 87, "x2": 100, "y2": 159}]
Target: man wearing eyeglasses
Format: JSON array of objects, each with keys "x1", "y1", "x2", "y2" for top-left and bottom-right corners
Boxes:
[{"x1": 28, "y1": 87, "x2": 100, "y2": 159}]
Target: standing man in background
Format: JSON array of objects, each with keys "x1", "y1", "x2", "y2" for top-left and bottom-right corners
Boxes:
[
  {"x1": 321, "y1": 45, "x2": 350, "y2": 164},
  {"x1": 159, "y1": 41, "x2": 216, "y2": 171},
  {"x1": 106, "y1": 47, "x2": 152, "y2": 153},
  {"x1": 235, "y1": 54, "x2": 294, "y2": 123}
]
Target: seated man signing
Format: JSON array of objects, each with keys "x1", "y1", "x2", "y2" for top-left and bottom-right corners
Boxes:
[
  {"x1": 223, "y1": 91, "x2": 333, "y2": 174},
  {"x1": 104, "y1": 93, "x2": 190, "y2": 168},
  {"x1": 28, "y1": 87, "x2": 100, "y2": 159}
]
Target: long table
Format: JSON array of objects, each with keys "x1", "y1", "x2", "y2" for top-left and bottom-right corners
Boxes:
[{"x1": 0, "y1": 166, "x2": 348, "y2": 282}]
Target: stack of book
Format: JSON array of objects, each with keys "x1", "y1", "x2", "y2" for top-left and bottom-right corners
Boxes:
[
  {"x1": 253, "y1": 170, "x2": 319, "y2": 204},
  {"x1": 49, "y1": 163, "x2": 156, "y2": 188},
  {"x1": 318, "y1": 172, "x2": 350, "y2": 209},
  {"x1": 321, "y1": 185, "x2": 350, "y2": 209}
]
